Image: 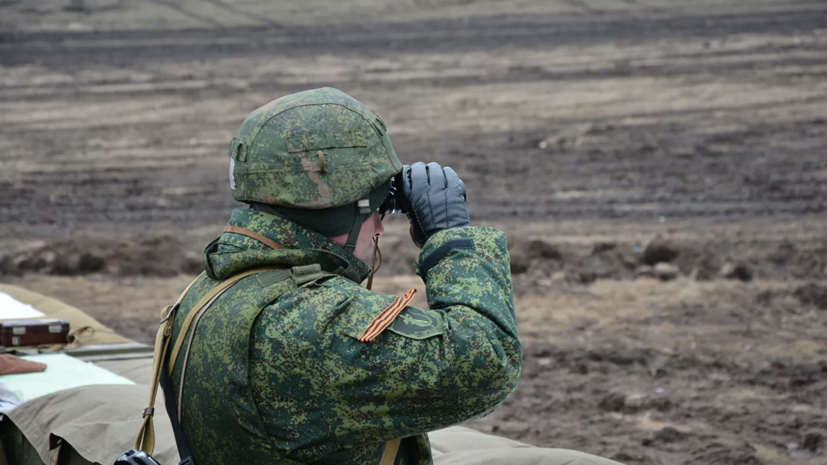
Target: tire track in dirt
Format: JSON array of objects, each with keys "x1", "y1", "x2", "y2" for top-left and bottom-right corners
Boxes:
[
  {"x1": 559, "y1": 0, "x2": 600, "y2": 14},
  {"x1": 2, "y1": 6, "x2": 826, "y2": 66},
  {"x1": 138, "y1": 0, "x2": 227, "y2": 28},
  {"x1": 200, "y1": 0, "x2": 281, "y2": 27},
  {"x1": 4, "y1": 49, "x2": 825, "y2": 103}
]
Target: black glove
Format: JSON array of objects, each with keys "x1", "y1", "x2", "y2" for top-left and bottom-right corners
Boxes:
[{"x1": 398, "y1": 162, "x2": 471, "y2": 248}]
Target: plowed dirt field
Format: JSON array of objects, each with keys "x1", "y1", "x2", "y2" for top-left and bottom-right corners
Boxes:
[{"x1": 2, "y1": 1, "x2": 827, "y2": 463}]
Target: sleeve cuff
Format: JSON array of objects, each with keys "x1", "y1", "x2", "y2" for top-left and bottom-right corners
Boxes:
[{"x1": 417, "y1": 238, "x2": 475, "y2": 277}]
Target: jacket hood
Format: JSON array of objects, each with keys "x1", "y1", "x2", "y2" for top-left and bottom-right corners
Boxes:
[{"x1": 202, "y1": 207, "x2": 372, "y2": 283}]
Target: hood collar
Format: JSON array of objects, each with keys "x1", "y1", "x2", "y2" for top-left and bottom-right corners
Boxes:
[{"x1": 202, "y1": 207, "x2": 372, "y2": 284}]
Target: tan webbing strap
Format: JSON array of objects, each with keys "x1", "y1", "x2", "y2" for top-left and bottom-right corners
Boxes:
[
  {"x1": 167, "y1": 267, "x2": 274, "y2": 375},
  {"x1": 380, "y1": 439, "x2": 401, "y2": 465},
  {"x1": 134, "y1": 273, "x2": 203, "y2": 454},
  {"x1": 224, "y1": 225, "x2": 284, "y2": 251}
]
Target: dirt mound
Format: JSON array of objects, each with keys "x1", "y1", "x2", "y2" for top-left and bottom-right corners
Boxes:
[
  {"x1": 578, "y1": 245, "x2": 639, "y2": 284},
  {"x1": 508, "y1": 236, "x2": 639, "y2": 286},
  {"x1": 793, "y1": 283, "x2": 827, "y2": 309},
  {"x1": 789, "y1": 248, "x2": 827, "y2": 280},
  {"x1": 686, "y1": 442, "x2": 764, "y2": 465},
  {"x1": 0, "y1": 236, "x2": 202, "y2": 277},
  {"x1": 801, "y1": 432, "x2": 825, "y2": 453},
  {"x1": 507, "y1": 235, "x2": 827, "y2": 291},
  {"x1": 508, "y1": 239, "x2": 563, "y2": 274},
  {"x1": 643, "y1": 237, "x2": 679, "y2": 266},
  {"x1": 646, "y1": 427, "x2": 690, "y2": 445}
]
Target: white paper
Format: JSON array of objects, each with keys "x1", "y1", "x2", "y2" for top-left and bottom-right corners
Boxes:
[
  {"x1": 0, "y1": 354, "x2": 134, "y2": 404},
  {"x1": 0, "y1": 292, "x2": 46, "y2": 320}
]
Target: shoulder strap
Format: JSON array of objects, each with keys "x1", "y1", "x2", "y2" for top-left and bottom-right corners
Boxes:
[
  {"x1": 133, "y1": 272, "x2": 202, "y2": 456},
  {"x1": 380, "y1": 439, "x2": 401, "y2": 465},
  {"x1": 160, "y1": 367, "x2": 195, "y2": 465}
]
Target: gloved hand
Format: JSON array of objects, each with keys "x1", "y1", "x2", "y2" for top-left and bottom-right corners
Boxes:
[{"x1": 398, "y1": 162, "x2": 471, "y2": 248}]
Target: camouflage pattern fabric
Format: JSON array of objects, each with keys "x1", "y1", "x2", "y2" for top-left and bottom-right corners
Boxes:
[
  {"x1": 230, "y1": 87, "x2": 402, "y2": 209},
  {"x1": 166, "y1": 208, "x2": 520, "y2": 465}
]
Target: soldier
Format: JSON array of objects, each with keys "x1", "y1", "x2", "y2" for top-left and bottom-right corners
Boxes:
[{"x1": 158, "y1": 88, "x2": 622, "y2": 465}]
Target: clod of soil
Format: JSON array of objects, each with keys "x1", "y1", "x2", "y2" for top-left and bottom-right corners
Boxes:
[
  {"x1": 577, "y1": 246, "x2": 639, "y2": 284},
  {"x1": 654, "y1": 262, "x2": 680, "y2": 281},
  {"x1": 643, "y1": 237, "x2": 679, "y2": 266},
  {"x1": 508, "y1": 238, "x2": 562, "y2": 274},
  {"x1": 597, "y1": 390, "x2": 670, "y2": 415},
  {"x1": 801, "y1": 431, "x2": 824, "y2": 453},
  {"x1": 720, "y1": 262, "x2": 753, "y2": 282},
  {"x1": 768, "y1": 241, "x2": 798, "y2": 266},
  {"x1": 687, "y1": 442, "x2": 764, "y2": 465},
  {"x1": 525, "y1": 239, "x2": 563, "y2": 260},
  {"x1": 635, "y1": 265, "x2": 655, "y2": 279},
  {"x1": 654, "y1": 427, "x2": 689, "y2": 444},
  {"x1": 693, "y1": 252, "x2": 724, "y2": 281},
  {"x1": 598, "y1": 392, "x2": 628, "y2": 413},
  {"x1": 592, "y1": 242, "x2": 618, "y2": 254},
  {"x1": 793, "y1": 283, "x2": 827, "y2": 310},
  {"x1": 642, "y1": 427, "x2": 690, "y2": 446},
  {"x1": 789, "y1": 248, "x2": 827, "y2": 280}
]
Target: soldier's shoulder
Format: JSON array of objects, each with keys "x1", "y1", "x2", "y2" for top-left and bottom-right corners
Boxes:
[
  {"x1": 315, "y1": 276, "x2": 402, "y2": 314},
  {"x1": 302, "y1": 276, "x2": 445, "y2": 343},
  {"x1": 269, "y1": 275, "x2": 395, "y2": 329}
]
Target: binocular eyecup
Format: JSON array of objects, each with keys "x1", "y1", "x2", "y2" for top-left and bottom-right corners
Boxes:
[
  {"x1": 378, "y1": 184, "x2": 406, "y2": 216},
  {"x1": 378, "y1": 173, "x2": 407, "y2": 216}
]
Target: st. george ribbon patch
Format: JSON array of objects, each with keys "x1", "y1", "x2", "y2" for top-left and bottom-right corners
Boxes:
[{"x1": 358, "y1": 289, "x2": 417, "y2": 342}]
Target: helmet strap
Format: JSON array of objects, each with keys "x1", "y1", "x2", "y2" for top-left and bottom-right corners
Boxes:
[
  {"x1": 366, "y1": 237, "x2": 381, "y2": 290},
  {"x1": 344, "y1": 198, "x2": 372, "y2": 251}
]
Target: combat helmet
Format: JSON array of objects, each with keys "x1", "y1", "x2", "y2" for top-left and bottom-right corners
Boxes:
[{"x1": 229, "y1": 88, "x2": 402, "y2": 250}]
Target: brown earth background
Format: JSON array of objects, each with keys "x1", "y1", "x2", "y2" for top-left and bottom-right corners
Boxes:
[{"x1": 2, "y1": 0, "x2": 827, "y2": 463}]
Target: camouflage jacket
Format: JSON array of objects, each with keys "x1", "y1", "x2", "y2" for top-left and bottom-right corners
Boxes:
[{"x1": 166, "y1": 208, "x2": 521, "y2": 465}]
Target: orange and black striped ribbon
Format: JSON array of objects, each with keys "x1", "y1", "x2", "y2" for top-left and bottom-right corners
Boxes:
[{"x1": 358, "y1": 289, "x2": 418, "y2": 342}]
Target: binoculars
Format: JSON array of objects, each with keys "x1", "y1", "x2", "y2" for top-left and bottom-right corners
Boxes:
[{"x1": 378, "y1": 173, "x2": 406, "y2": 216}]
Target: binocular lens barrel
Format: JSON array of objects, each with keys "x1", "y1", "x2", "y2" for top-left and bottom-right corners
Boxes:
[{"x1": 379, "y1": 186, "x2": 406, "y2": 216}]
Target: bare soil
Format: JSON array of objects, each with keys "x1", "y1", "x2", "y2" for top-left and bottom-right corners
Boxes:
[{"x1": 2, "y1": 1, "x2": 827, "y2": 463}]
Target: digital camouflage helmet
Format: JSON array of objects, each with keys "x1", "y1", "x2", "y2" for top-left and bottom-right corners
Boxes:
[{"x1": 229, "y1": 87, "x2": 402, "y2": 249}]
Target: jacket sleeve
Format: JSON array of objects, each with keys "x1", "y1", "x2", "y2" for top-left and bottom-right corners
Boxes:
[{"x1": 328, "y1": 225, "x2": 521, "y2": 442}]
